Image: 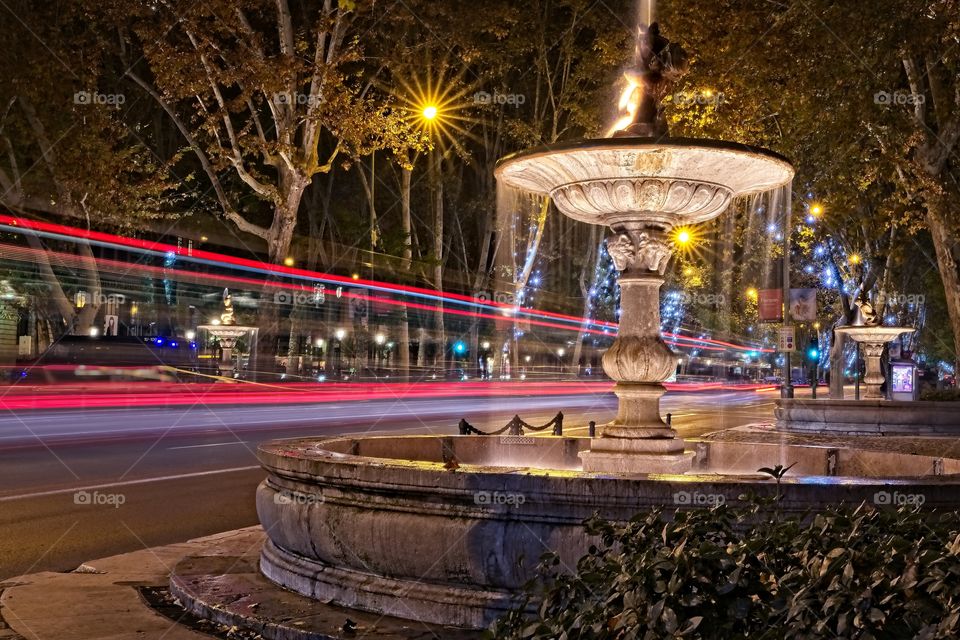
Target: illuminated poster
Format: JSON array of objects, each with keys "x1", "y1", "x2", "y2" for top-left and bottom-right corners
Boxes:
[
  {"x1": 891, "y1": 364, "x2": 914, "y2": 394},
  {"x1": 789, "y1": 288, "x2": 817, "y2": 321}
]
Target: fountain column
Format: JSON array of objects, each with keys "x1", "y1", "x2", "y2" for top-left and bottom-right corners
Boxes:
[
  {"x1": 579, "y1": 225, "x2": 692, "y2": 473},
  {"x1": 861, "y1": 343, "x2": 886, "y2": 399}
]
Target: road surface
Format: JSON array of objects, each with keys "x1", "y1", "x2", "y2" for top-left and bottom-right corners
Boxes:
[{"x1": 0, "y1": 389, "x2": 777, "y2": 579}]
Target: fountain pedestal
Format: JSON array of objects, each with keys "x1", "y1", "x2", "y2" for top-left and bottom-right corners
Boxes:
[{"x1": 579, "y1": 231, "x2": 691, "y2": 473}]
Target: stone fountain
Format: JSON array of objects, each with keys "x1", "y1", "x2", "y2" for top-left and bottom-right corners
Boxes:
[
  {"x1": 495, "y1": 23, "x2": 792, "y2": 474},
  {"x1": 834, "y1": 297, "x2": 915, "y2": 399},
  {"x1": 775, "y1": 296, "x2": 948, "y2": 436},
  {"x1": 196, "y1": 288, "x2": 256, "y2": 375},
  {"x1": 163, "y1": 13, "x2": 960, "y2": 639}
]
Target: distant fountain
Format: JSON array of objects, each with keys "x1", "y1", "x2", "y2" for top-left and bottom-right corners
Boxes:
[{"x1": 197, "y1": 289, "x2": 257, "y2": 376}]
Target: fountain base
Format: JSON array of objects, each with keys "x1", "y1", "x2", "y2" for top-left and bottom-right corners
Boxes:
[{"x1": 579, "y1": 444, "x2": 694, "y2": 473}]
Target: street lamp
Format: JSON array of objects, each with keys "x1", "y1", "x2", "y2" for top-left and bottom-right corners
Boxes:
[
  {"x1": 375, "y1": 334, "x2": 386, "y2": 345},
  {"x1": 335, "y1": 329, "x2": 346, "y2": 340},
  {"x1": 673, "y1": 227, "x2": 693, "y2": 247}
]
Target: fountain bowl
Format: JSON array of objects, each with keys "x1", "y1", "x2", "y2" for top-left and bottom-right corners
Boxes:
[
  {"x1": 494, "y1": 137, "x2": 794, "y2": 227},
  {"x1": 834, "y1": 325, "x2": 914, "y2": 344},
  {"x1": 256, "y1": 434, "x2": 960, "y2": 629}
]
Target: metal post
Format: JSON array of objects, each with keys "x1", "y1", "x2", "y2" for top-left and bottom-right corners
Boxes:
[
  {"x1": 854, "y1": 343, "x2": 861, "y2": 400},
  {"x1": 812, "y1": 360, "x2": 819, "y2": 399},
  {"x1": 588, "y1": 420, "x2": 596, "y2": 437},
  {"x1": 782, "y1": 353, "x2": 794, "y2": 398},
  {"x1": 781, "y1": 185, "x2": 794, "y2": 399}
]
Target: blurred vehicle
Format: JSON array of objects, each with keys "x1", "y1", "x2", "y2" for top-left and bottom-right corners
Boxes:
[{"x1": 23, "y1": 336, "x2": 201, "y2": 382}]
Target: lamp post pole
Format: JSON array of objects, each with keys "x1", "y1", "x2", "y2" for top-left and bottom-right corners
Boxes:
[{"x1": 781, "y1": 189, "x2": 794, "y2": 399}]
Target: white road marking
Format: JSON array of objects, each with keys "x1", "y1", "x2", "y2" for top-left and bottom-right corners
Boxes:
[
  {"x1": 0, "y1": 465, "x2": 262, "y2": 503},
  {"x1": 168, "y1": 441, "x2": 249, "y2": 450}
]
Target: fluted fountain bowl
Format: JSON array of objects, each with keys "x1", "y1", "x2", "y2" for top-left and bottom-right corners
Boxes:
[
  {"x1": 495, "y1": 137, "x2": 794, "y2": 227},
  {"x1": 834, "y1": 325, "x2": 915, "y2": 344}
]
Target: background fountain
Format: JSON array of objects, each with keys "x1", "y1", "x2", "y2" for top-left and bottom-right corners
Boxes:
[
  {"x1": 834, "y1": 298, "x2": 915, "y2": 399},
  {"x1": 196, "y1": 289, "x2": 257, "y2": 376}
]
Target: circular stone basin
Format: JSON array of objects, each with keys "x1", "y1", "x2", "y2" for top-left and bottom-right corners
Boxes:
[
  {"x1": 256, "y1": 434, "x2": 960, "y2": 629},
  {"x1": 494, "y1": 137, "x2": 794, "y2": 226}
]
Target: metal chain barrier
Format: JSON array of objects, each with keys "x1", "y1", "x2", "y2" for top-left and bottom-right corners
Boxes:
[{"x1": 458, "y1": 411, "x2": 563, "y2": 436}]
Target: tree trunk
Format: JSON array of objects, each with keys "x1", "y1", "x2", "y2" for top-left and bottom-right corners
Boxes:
[
  {"x1": 925, "y1": 193, "x2": 960, "y2": 373},
  {"x1": 257, "y1": 170, "x2": 308, "y2": 381},
  {"x1": 571, "y1": 227, "x2": 603, "y2": 375}
]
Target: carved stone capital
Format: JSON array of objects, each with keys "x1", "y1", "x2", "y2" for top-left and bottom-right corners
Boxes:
[
  {"x1": 606, "y1": 230, "x2": 672, "y2": 275},
  {"x1": 606, "y1": 234, "x2": 635, "y2": 271}
]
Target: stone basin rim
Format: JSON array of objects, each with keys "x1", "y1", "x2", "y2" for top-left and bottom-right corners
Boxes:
[
  {"x1": 257, "y1": 435, "x2": 960, "y2": 485},
  {"x1": 494, "y1": 136, "x2": 794, "y2": 183}
]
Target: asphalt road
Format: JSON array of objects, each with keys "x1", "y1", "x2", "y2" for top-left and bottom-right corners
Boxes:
[{"x1": 0, "y1": 389, "x2": 777, "y2": 580}]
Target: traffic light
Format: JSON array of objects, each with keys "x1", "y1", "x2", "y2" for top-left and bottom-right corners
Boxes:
[{"x1": 807, "y1": 338, "x2": 820, "y2": 362}]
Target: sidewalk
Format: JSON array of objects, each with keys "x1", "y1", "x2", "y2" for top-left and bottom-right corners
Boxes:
[{"x1": 0, "y1": 529, "x2": 258, "y2": 640}]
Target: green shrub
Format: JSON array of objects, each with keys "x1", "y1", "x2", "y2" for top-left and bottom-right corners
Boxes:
[
  {"x1": 920, "y1": 388, "x2": 960, "y2": 402},
  {"x1": 490, "y1": 502, "x2": 960, "y2": 639}
]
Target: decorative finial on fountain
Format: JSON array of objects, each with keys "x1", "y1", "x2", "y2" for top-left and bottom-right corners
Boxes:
[
  {"x1": 608, "y1": 22, "x2": 689, "y2": 138},
  {"x1": 220, "y1": 288, "x2": 236, "y2": 326}
]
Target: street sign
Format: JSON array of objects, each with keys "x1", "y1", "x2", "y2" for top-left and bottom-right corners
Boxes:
[{"x1": 778, "y1": 326, "x2": 796, "y2": 352}]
